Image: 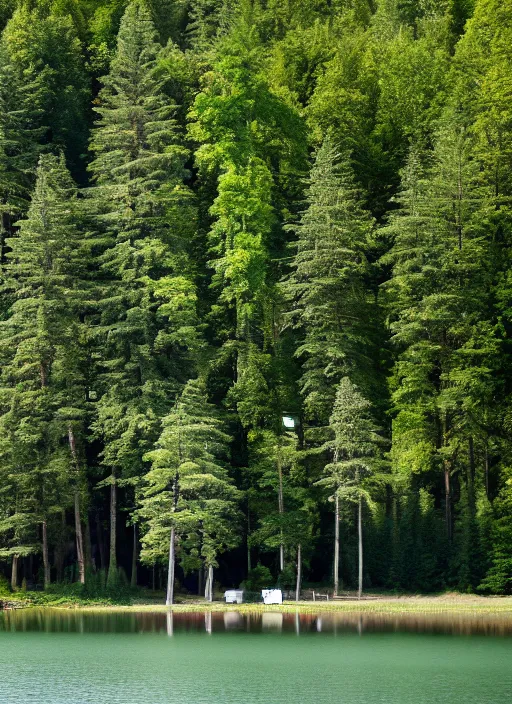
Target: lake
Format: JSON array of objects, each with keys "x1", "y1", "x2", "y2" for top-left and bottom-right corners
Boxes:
[{"x1": 1, "y1": 609, "x2": 511, "y2": 703}]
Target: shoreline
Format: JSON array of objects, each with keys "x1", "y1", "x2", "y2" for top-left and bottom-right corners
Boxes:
[{"x1": 4, "y1": 594, "x2": 512, "y2": 615}]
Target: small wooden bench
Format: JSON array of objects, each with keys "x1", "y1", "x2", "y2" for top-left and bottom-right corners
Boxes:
[{"x1": 312, "y1": 592, "x2": 329, "y2": 601}]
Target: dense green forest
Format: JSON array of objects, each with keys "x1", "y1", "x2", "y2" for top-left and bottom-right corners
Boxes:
[{"x1": 1, "y1": 0, "x2": 512, "y2": 601}]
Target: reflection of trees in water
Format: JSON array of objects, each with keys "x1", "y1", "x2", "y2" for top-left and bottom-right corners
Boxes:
[{"x1": 2, "y1": 609, "x2": 512, "y2": 636}]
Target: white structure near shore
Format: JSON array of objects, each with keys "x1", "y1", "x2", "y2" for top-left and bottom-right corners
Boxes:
[{"x1": 262, "y1": 589, "x2": 283, "y2": 605}]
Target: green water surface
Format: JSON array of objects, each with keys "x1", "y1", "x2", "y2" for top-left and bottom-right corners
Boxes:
[{"x1": 0, "y1": 610, "x2": 511, "y2": 703}]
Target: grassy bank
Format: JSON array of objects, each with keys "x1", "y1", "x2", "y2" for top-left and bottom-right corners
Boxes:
[{"x1": 3, "y1": 592, "x2": 512, "y2": 615}]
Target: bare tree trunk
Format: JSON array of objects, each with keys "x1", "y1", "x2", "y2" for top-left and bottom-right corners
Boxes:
[
  {"x1": 85, "y1": 514, "x2": 93, "y2": 572},
  {"x1": 74, "y1": 491, "x2": 85, "y2": 585},
  {"x1": 68, "y1": 425, "x2": 85, "y2": 584},
  {"x1": 55, "y1": 510, "x2": 66, "y2": 582},
  {"x1": 277, "y1": 449, "x2": 285, "y2": 572},
  {"x1": 11, "y1": 554, "x2": 18, "y2": 591},
  {"x1": 131, "y1": 524, "x2": 137, "y2": 589},
  {"x1": 205, "y1": 565, "x2": 214, "y2": 602},
  {"x1": 334, "y1": 493, "x2": 340, "y2": 596},
  {"x1": 95, "y1": 512, "x2": 106, "y2": 571},
  {"x1": 441, "y1": 415, "x2": 452, "y2": 541},
  {"x1": 295, "y1": 543, "x2": 302, "y2": 602},
  {"x1": 358, "y1": 497, "x2": 363, "y2": 600},
  {"x1": 107, "y1": 475, "x2": 117, "y2": 586},
  {"x1": 166, "y1": 472, "x2": 180, "y2": 604},
  {"x1": 166, "y1": 526, "x2": 175, "y2": 607},
  {"x1": 42, "y1": 520, "x2": 50, "y2": 589},
  {"x1": 444, "y1": 462, "x2": 452, "y2": 542}
]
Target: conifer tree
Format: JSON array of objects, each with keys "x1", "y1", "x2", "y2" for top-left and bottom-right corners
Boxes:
[
  {"x1": 89, "y1": 0, "x2": 199, "y2": 586},
  {"x1": 325, "y1": 377, "x2": 382, "y2": 598},
  {"x1": 186, "y1": 0, "x2": 234, "y2": 50},
  {"x1": 0, "y1": 39, "x2": 46, "y2": 258},
  {"x1": 0, "y1": 154, "x2": 87, "y2": 587},
  {"x1": 383, "y1": 122, "x2": 496, "y2": 547},
  {"x1": 139, "y1": 379, "x2": 240, "y2": 605},
  {"x1": 2, "y1": 6, "x2": 89, "y2": 175},
  {"x1": 479, "y1": 467, "x2": 512, "y2": 594},
  {"x1": 283, "y1": 134, "x2": 376, "y2": 425}
]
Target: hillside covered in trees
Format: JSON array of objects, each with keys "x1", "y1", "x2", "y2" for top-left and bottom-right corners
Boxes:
[{"x1": 1, "y1": 0, "x2": 512, "y2": 600}]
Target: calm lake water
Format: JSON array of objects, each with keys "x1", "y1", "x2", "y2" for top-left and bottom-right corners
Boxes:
[{"x1": 1, "y1": 609, "x2": 511, "y2": 704}]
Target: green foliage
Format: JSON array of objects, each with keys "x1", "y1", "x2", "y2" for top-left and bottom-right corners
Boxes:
[
  {"x1": 242, "y1": 562, "x2": 273, "y2": 591},
  {"x1": 324, "y1": 377, "x2": 383, "y2": 505},
  {"x1": 0, "y1": 572, "x2": 10, "y2": 594},
  {"x1": 479, "y1": 468, "x2": 512, "y2": 594},
  {"x1": 1, "y1": 0, "x2": 512, "y2": 599},
  {"x1": 89, "y1": 0, "x2": 200, "y2": 513},
  {"x1": 0, "y1": 153, "x2": 87, "y2": 569},
  {"x1": 283, "y1": 134, "x2": 377, "y2": 423},
  {"x1": 139, "y1": 378, "x2": 241, "y2": 571},
  {"x1": 2, "y1": 5, "x2": 89, "y2": 174}
]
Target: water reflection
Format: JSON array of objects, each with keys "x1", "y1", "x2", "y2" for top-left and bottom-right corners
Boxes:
[
  {"x1": 223, "y1": 611, "x2": 243, "y2": 630},
  {"x1": 166, "y1": 610, "x2": 173, "y2": 637},
  {"x1": 262, "y1": 612, "x2": 283, "y2": 631},
  {"x1": 1, "y1": 608, "x2": 512, "y2": 636}
]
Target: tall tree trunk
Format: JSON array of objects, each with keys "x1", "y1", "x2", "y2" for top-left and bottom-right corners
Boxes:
[
  {"x1": 11, "y1": 554, "x2": 18, "y2": 591},
  {"x1": 444, "y1": 462, "x2": 452, "y2": 542},
  {"x1": 85, "y1": 514, "x2": 93, "y2": 572},
  {"x1": 205, "y1": 564, "x2": 214, "y2": 602},
  {"x1": 277, "y1": 448, "x2": 285, "y2": 572},
  {"x1": 334, "y1": 493, "x2": 340, "y2": 596},
  {"x1": 166, "y1": 473, "x2": 180, "y2": 604},
  {"x1": 295, "y1": 543, "x2": 302, "y2": 602},
  {"x1": 441, "y1": 416, "x2": 452, "y2": 541},
  {"x1": 95, "y1": 512, "x2": 106, "y2": 571},
  {"x1": 42, "y1": 520, "x2": 50, "y2": 589},
  {"x1": 68, "y1": 425, "x2": 85, "y2": 584},
  {"x1": 74, "y1": 491, "x2": 85, "y2": 585},
  {"x1": 131, "y1": 524, "x2": 137, "y2": 589},
  {"x1": 204, "y1": 565, "x2": 209, "y2": 601},
  {"x1": 358, "y1": 496, "x2": 363, "y2": 600},
  {"x1": 166, "y1": 526, "x2": 175, "y2": 607},
  {"x1": 107, "y1": 474, "x2": 117, "y2": 586},
  {"x1": 54, "y1": 510, "x2": 66, "y2": 583}
]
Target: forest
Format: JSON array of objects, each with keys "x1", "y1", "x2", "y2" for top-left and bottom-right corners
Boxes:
[{"x1": 0, "y1": 0, "x2": 511, "y2": 602}]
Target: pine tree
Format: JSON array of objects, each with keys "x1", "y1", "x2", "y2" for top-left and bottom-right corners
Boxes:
[
  {"x1": 89, "y1": 0, "x2": 199, "y2": 586},
  {"x1": 479, "y1": 467, "x2": 512, "y2": 594},
  {"x1": 139, "y1": 379, "x2": 240, "y2": 604},
  {"x1": 383, "y1": 122, "x2": 497, "y2": 551},
  {"x1": 0, "y1": 154, "x2": 87, "y2": 588},
  {"x1": 0, "y1": 39, "x2": 47, "y2": 260},
  {"x1": 325, "y1": 377, "x2": 382, "y2": 598},
  {"x1": 2, "y1": 5, "x2": 89, "y2": 176},
  {"x1": 283, "y1": 134, "x2": 376, "y2": 425},
  {"x1": 186, "y1": 0, "x2": 234, "y2": 51}
]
